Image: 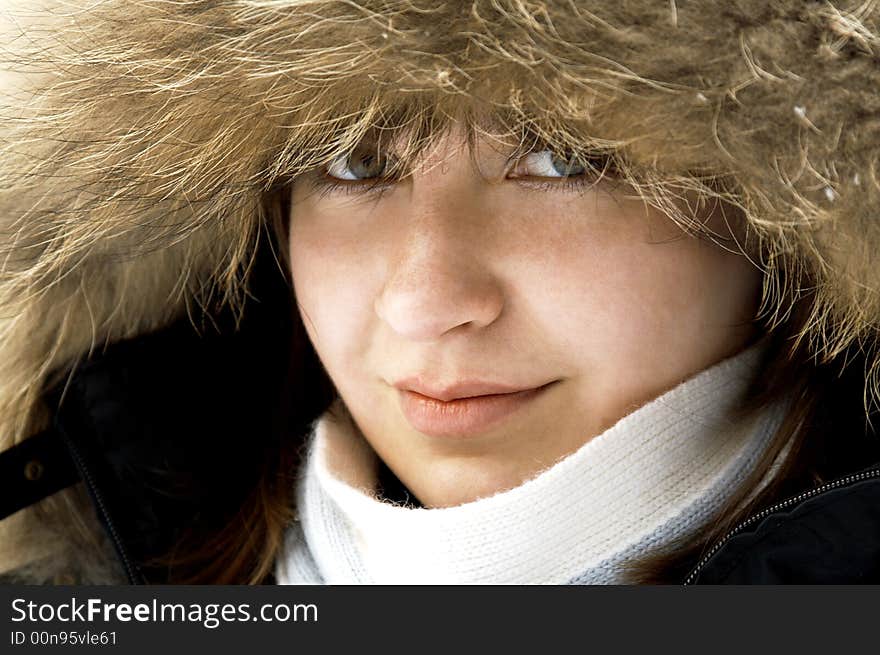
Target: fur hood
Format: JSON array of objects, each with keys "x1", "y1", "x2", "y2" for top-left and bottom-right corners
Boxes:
[{"x1": 2, "y1": 0, "x2": 879, "y2": 582}]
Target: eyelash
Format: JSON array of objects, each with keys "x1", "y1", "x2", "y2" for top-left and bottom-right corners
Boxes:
[
  {"x1": 309, "y1": 175, "x2": 396, "y2": 199},
  {"x1": 307, "y1": 155, "x2": 615, "y2": 199}
]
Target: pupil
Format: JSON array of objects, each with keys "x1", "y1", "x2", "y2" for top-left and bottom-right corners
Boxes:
[{"x1": 349, "y1": 146, "x2": 387, "y2": 179}]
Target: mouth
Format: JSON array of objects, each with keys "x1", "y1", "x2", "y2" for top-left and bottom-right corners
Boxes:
[{"x1": 394, "y1": 380, "x2": 557, "y2": 438}]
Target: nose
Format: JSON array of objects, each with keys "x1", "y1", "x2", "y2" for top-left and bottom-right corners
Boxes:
[{"x1": 374, "y1": 199, "x2": 505, "y2": 341}]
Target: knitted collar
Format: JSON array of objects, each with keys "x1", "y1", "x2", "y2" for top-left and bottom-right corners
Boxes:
[{"x1": 277, "y1": 341, "x2": 788, "y2": 584}]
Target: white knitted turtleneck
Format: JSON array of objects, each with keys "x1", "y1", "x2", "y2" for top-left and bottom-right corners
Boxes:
[{"x1": 276, "y1": 341, "x2": 789, "y2": 584}]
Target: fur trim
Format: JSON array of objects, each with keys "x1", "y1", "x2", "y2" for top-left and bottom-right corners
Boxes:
[{"x1": 2, "y1": 0, "x2": 879, "y2": 580}]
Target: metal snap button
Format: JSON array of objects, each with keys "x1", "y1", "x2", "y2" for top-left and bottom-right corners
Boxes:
[{"x1": 24, "y1": 459, "x2": 44, "y2": 481}]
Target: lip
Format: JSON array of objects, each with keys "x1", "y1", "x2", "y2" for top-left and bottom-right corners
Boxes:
[
  {"x1": 393, "y1": 378, "x2": 541, "y2": 402},
  {"x1": 394, "y1": 379, "x2": 556, "y2": 438}
]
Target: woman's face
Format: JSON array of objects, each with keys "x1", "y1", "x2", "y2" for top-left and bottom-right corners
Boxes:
[{"x1": 288, "y1": 127, "x2": 763, "y2": 508}]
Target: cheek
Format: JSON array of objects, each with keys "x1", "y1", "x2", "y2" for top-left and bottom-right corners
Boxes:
[
  {"x1": 288, "y1": 212, "x2": 380, "y2": 377},
  {"x1": 513, "y1": 205, "x2": 761, "y2": 396},
  {"x1": 608, "y1": 244, "x2": 758, "y2": 390}
]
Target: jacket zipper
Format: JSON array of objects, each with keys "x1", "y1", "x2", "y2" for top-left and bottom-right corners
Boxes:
[
  {"x1": 682, "y1": 466, "x2": 880, "y2": 585},
  {"x1": 55, "y1": 420, "x2": 144, "y2": 585}
]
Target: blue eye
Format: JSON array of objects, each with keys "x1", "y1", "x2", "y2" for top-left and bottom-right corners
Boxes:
[
  {"x1": 505, "y1": 148, "x2": 620, "y2": 194},
  {"x1": 326, "y1": 143, "x2": 389, "y2": 180},
  {"x1": 519, "y1": 150, "x2": 587, "y2": 177}
]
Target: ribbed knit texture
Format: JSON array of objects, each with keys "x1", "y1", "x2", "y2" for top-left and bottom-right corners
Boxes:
[{"x1": 276, "y1": 341, "x2": 789, "y2": 584}]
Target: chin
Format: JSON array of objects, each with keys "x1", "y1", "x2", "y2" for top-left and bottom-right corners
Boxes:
[{"x1": 407, "y1": 464, "x2": 525, "y2": 509}]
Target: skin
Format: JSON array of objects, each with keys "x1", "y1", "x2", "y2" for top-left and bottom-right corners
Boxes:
[{"x1": 288, "y1": 127, "x2": 763, "y2": 508}]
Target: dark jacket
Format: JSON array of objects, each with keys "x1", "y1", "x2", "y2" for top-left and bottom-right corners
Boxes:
[
  {"x1": 0, "y1": 252, "x2": 332, "y2": 585},
  {"x1": 687, "y1": 464, "x2": 880, "y2": 583}
]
